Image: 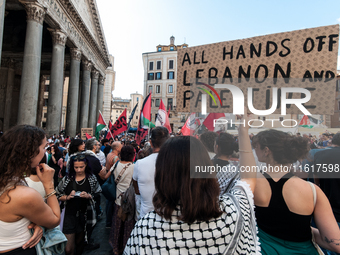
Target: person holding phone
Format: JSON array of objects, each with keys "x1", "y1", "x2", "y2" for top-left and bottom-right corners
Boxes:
[{"x1": 56, "y1": 153, "x2": 101, "y2": 255}]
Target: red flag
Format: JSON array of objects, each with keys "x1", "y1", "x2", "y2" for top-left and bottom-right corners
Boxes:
[
  {"x1": 155, "y1": 100, "x2": 172, "y2": 133},
  {"x1": 111, "y1": 109, "x2": 128, "y2": 137},
  {"x1": 106, "y1": 121, "x2": 114, "y2": 139},
  {"x1": 109, "y1": 109, "x2": 128, "y2": 138},
  {"x1": 203, "y1": 113, "x2": 226, "y2": 131},
  {"x1": 85, "y1": 133, "x2": 92, "y2": 139},
  {"x1": 181, "y1": 113, "x2": 199, "y2": 136}
]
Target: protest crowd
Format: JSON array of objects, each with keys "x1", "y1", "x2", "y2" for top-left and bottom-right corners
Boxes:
[{"x1": 1, "y1": 111, "x2": 340, "y2": 255}]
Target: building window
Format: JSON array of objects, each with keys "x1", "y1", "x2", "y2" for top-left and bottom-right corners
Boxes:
[
  {"x1": 156, "y1": 72, "x2": 162, "y2": 80},
  {"x1": 262, "y1": 117, "x2": 266, "y2": 121},
  {"x1": 169, "y1": 60, "x2": 174, "y2": 69},
  {"x1": 168, "y1": 71, "x2": 174, "y2": 79},
  {"x1": 156, "y1": 85, "x2": 160, "y2": 94},
  {"x1": 168, "y1": 98, "x2": 173, "y2": 110},
  {"x1": 279, "y1": 117, "x2": 284, "y2": 121},
  {"x1": 116, "y1": 116, "x2": 118, "y2": 119},
  {"x1": 136, "y1": 116, "x2": 138, "y2": 119},
  {"x1": 170, "y1": 46, "x2": 174, "y2": 51},
  {"x1": 168, "y1": 85, "x2": 173, "y2": 93},
  {"x1": 155, "y1": 114, "x2": 158, "y2": 121},
  {"x1": 116, "y1": 110, "x2": 118, "y2": 113},
  {"x1": 155, "y1": 99, "x2": 160, "y2": 107},
  {"x1": 157, "y1": 61, "x2": 161, "y2": 70},
  {"x1": 183, "y1": 45, "x2": 187, "y2": 48},
  {"x1": 158, "y1": 47, "x2": 162, "y2": 52},
  {"x1": 149, "y1": 62, "x2": 154, "y2": 71},
  {"x1": 149, "y1": 86, "x2": 153, "y2": 93},
  {"x1": 44, "y1": 99, "x2": 48, "y2": 106},
  {"x1": 148, "y1": 73, "x2": 154, "y2": 80},
  {"x1": 44, "y1": 85, "x2": 49, "y2": 92},
  {"x1": 169, "y1": 113, "x2": 172, "y2": 118}
]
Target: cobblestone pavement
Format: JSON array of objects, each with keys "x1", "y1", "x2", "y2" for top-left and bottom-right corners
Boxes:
[{"x1": 83, "y1": 194, "x2": 113, "y2": 255}]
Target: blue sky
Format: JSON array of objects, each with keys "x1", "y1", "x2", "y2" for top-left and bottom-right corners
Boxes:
[{"x1": 96, "y1": 0, "x2": 340, "y2": 99}]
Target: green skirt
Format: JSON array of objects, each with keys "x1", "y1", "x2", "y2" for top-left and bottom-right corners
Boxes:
[{"x1": 258, "y1": 227, "x2": 320, "y2": 255}]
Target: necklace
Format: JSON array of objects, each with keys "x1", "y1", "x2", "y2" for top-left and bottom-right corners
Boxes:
[{"x1": 75, "y1": 177, "x2": 86, "y2": 185}]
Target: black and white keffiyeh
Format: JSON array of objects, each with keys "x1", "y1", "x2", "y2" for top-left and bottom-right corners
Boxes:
[
  {"x1": 216, "y1": 160, "x2": 240, "y2": 195},
  {"x1": 124, "y1": 180, "x2": 260, "y2": 255}
]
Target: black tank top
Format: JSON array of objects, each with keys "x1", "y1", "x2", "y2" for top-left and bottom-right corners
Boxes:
[{"x1": 255, "y1": 172, "x2": 313, "y2": 242}]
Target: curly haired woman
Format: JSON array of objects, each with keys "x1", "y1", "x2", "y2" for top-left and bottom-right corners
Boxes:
[{"x1": 0, "y1": 125, "x2": 60, "y2": 255}]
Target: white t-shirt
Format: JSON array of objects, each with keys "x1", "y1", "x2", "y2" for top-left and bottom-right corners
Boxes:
[
  {"x1": 133, "y1": 153, "x2": 158, "y2": 219},
  {"x1": 96, "y1": 150, "x2": 106, "y2": 166},
  {"x1": 25, "y1": 177, "x2": 46, "y2": 198}
]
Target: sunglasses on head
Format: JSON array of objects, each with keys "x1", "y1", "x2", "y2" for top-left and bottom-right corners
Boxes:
[{"x1": 71, "y1": 154, "x2": 86, "y2": 160}]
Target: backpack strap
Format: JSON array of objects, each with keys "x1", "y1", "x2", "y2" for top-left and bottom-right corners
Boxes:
[{"x1": 115, "y1": 163, "x2": 132, "y2": 184}]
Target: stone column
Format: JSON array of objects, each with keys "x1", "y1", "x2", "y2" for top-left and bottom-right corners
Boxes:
[
  {"x1": 96, "y1": 76, "x2": 105, "y2": 121},
  {"x1": 3, "y1": 58, "x2": 15, "y2": 131},
  {"x1": 46, "y1": 29, "x2": 67, "y2": 136},
  {"x1": 17, "y1": 1, "x2": 45, "y2": 125},
  {"x1": 36, "y1": 75, "x2": 47, "y2": 127},
  {"x1": 0, "y1": 0, "x2": 6, "y2": 62},
  {"x1": 88, "y1": 69, "x2": 99, "y2": 130},
  {"x1": 79, "y1": 59, "x2": 92, "y2": 129},
  {"x1": 65, "y1": 48, "x2": 81, "y2": 137}
]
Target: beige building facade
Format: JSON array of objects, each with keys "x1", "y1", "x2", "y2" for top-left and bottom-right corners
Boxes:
[{"x1": 142, "y1": 36, "x2": 188, "y2": 132}]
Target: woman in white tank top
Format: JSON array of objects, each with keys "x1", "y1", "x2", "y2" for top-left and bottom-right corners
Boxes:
[{"x1": 0, "y1": 126, "x2": 61, "y2": 255}]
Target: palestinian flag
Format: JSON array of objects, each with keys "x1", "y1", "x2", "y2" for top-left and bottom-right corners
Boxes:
[
  {"x1": 299, "y1": 115, "x2": 320, "y2": 128},
  {"x1": 141, "y1": 93, "x2": 155, "y2": 128},
  {"x1": 135, "y1": 93, "x2": 154, "y2": 144},
  {"x1": 95, "y1": 112, "x2": 106, "y2": 140}
]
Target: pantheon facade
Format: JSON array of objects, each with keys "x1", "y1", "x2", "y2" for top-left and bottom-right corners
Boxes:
[{"x1": 0, "y1": 0, "x2": 111, "y2": 136}]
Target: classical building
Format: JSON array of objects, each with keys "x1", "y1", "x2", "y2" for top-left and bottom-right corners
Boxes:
[
  {"x1": 111, "y1": 93, "x2": 143, "y2": 129},
  {"x1": 142, "y1": 36, "x2": 188, "y2": 132},
  {"x1": 0, "y1": 0, "x2": 111, "y2": 137}
]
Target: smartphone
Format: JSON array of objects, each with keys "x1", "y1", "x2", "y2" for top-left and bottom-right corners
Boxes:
[{"x1": 74, "y1": 191, "x2": 81, "y2": 197}]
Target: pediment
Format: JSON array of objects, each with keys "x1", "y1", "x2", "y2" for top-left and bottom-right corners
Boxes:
[{"x1": 70, "y1": 0, "x2": 108, "y2": 60}]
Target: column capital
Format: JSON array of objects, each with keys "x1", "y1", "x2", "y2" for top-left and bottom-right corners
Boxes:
[
  {"x1": 48, "y1": 28, "x2": 67, "y2": 46},
  {"x1": 70, "y1": 48, "x2": 82, "y2": 61},
  {"x1": 82, "y1": 59, "x2": 93, "y2": 72},
  {"x1": 20, "y1": 1, "x2": 46, "y2": 25},
  {"x1": 91, "y1": 70, "x2": 100, "y2": 80},
  {"x1": 99, "y1": 76, "x2": 105, "y2": 85}
]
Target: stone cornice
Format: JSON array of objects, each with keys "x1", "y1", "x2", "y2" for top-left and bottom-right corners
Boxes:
[
  {"x1": 57, "y1": 0, "x2": 110, "y2": 68},
  {"x1": 48, "y1": 28, "x2": 67, "y2": 46},
  {"x1": 70, "y1": 48, "x2": 82, "y2": 61},
  {"x1": 20, "y1": 1, "x2": 46, "y2": 25}
]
